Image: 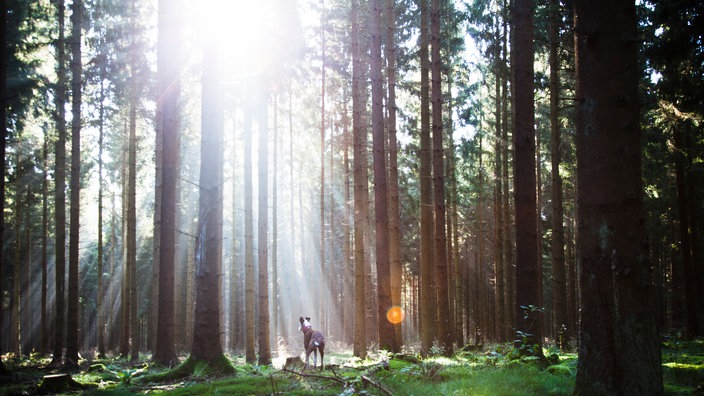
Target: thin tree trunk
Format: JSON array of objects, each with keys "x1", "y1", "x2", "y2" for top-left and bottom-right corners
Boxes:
[
  {"x1": 419, "y1": 0, "x2": 436, "y2": 356},
  {"x1": 351, "y1": 0, "x2": 367, "y2": 359},
  {"x1": 51, "y1": 0, "x2": 67, "y2": 367},
  {"x1": 0, "y1": 0, "x2": 7, "y2": 372},
  {"x1": 385, "y1": 0, "x2": 403, "y2": 349},
  {"x1": 244, "y1": 85, "x2": 256, "y2": 364},
  {"x1": 431, "y1": 0, "x2": 450, "y2": 352},
  {"x1": 257, "y1": 75, "x2": 271, "y2": 366},
  {"x1": 96, "y1": 43, "x2": 107, "y2": 358},
  {"x1": 42, "y1": 131, "x2": 49, "y2": 354},
  {"x1": 66, "y1": 0, "x2": 83, "y2": 367},
  {"x1": 548, "y1": 0, "x2": 567, "y2": 350},
  {"x1": 127, "y1": 0, "x2": 139, "y2": 360}
]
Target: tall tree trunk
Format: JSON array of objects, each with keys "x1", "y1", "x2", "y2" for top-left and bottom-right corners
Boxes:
[
  {"x1": 319, "y1": 0, "x2": 327, "y2": 329},
  {"x1": 343, "y1": 92, "x2": 353, "y2": 344},
  {"x1": 385, "y1": 0, "x2": 403, "y2": 349},
  {"x1": 672, "y1": 123, "x2": 699, "y2": 338},
  {"x1": 66, "y1": 0, "x2": 83, "y2": 367},
  {"x1": 272, "y1": 93, "x2": 280, "y2": 345},
  {"x1": 492, "y1": 14, "x2": 505, "y2": 342},
  {"x1": 51, "y1": 0, "x2": 67, "y2": 367},
  {"x1": 94, "y1": 34, "x2": 108, "y2": 357},
  {"x1": 500, "y1": 0, "x2": 514, "y2": 341},
  {"x1": 127, "y1": 0, "x2": 139, "y2": 361},
  {"x1": 190, "y1": 35, "x2": 231, "y2": 371},
  {"x1": 351, "y1": 0, "x2": 367, "y2": 359},
  {"x1": 153, "y1": 0, "x2": 180, "y2": 366},
  {"x1": 0, "y1": 0, "x2": 7, "y2": 372},
  {"x1": 257, "y1": 75, "x2": 271, "y2": 366},
  {"x1": 431, "y1": 0, "x2": 450, "y2": 352},
  {"x1": 548, "y1": 0, "x2": 567, "y2": 350},
  {"x1": 244, "y1": 86, "x2": 256, "y2": 364},
  {"x1": 369, "y1": 0, "x2": 395, "y2": 353},
  {"x1": 511, "y1": 0, "x2": 542, "y2": 355},
  {"x1": 419, "y1": 0, "x2": 436, "y2": 356},
  {"x1": 42, "y1": 132, "x2": 49, "y2": 354},
  {"x1": 573, "y1": 0, "x2": 663, "y2": 393}
]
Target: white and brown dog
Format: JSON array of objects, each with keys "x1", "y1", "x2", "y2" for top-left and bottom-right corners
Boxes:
[{"x1": 299, "y1": 316, "x2": 325, "y2": 369}]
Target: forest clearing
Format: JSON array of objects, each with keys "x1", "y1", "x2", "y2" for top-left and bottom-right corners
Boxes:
[{"x1": 1, "y1": 338, "x2": 703, "y2": 395}]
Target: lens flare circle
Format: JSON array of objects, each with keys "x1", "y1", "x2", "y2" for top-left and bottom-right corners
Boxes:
[{"x1": 386, "y1": 306, "x2": 404, "y2": 324}]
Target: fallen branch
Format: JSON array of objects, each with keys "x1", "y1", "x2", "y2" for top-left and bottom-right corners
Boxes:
[
  {"x1": 281, "y1": 367, "x2": 345, "y2": 385},
  {"x1": 361, "y1": 374, "x2": 393, "y2": 396}
]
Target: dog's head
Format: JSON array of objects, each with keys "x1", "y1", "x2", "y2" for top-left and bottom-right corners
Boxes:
[{"x1": 299, "y1": 316, "x2": 312, "y2": 332}]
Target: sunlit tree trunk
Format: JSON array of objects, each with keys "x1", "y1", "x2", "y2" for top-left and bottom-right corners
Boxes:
[
  {"x1": 419, "y1": 0, "x2": 436, "y2": 356},
  {"x1": 51, "y1": 0, "x2": 67, "y2": 367},
  {"x1": 431, "y1": 0, "x2": 450, "y2": 352},
  {"x1": 500, "y1": 0, "x2": 514, "y2": 341},
  {"x1": 41, "y1": 132, "x2": 49, "y2": 354},
  {"x1": 244, "y1": 86, "x2": 256, "y2": 364},
  {"x1": 190, "y1": 34, "x2": 231, "y2": 370},
  {"x1": 342, "y1": 92, "x2": 353, "y2": 344},
  {"x1": 574, "y1": 0, "x2": 662, "y2": 393},
  {"x1": 65, "y1": 0, "x2": 83, "y2": 367},
  {"x1": 351, "y1": 0, "x2": 367, "y2": 359},
  {"x1": 153, "y1": 0, "x2": 180, "y2": 366},
  {"x1": 385, "y1": 0, "x2": 403, "y2": 350},
  {"x1": 319, "y1": 0, "x2": 327, "y2": 329},
  {"x1": 127, "y1": 0, "x2": 139, "y2": 362},
  {"x1": 257, "y1": 75, "x2": 272, "y2": 365},
  {"x1": 369, "y1": 0, "x2": 394, "y2": 353},
  {"x1": 272, "y1": 93, "x2": 280, "y2": 345}
]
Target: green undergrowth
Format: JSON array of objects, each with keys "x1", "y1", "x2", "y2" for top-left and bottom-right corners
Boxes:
[{"x1": 1, "y1": 338, "x2": 702, "y2": 395}]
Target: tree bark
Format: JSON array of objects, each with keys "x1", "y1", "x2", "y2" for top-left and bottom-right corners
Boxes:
[
  {"x1": 370, "y1": 0, "x2": 395, "y2": 353},
  {"x1": 257, "y1": 75, "x2": 272, "y2": 366},
  {"x1": 419, "y1": 0, "x2": 436, "y2": 356},
  {"x1": 574, "y1": 0, "x2": 663, "y2": 393},
  {"x1": 511, "y1": 0, "x2": 542, "y2": 354},
  {"x1": 548, "y1": 0, "x2": 567, "y2": 350},
  {"x1": 244, "y1": 84, "x2": 256, "y2": 364},
  {"x1": 352, "y1": 0, "x2": 368, "y2": 358},
  {"x1": 66, "y1": 0, "x2": 83, "y2": 367},
  {"x1": 385, "y1": 0, "x2": 403, "y2": 351},
  {"x1": 153, "y1": 0, "x2": 180, "y2": 366},
  {"x1": 51, "y1": 0, "x2": 67, "y2": 367},
  {"x1": 431, "y1": 0, "x2": 450, "y2": 352},
  {"x1": 191, "y1": 35, "x2": 230, "y2": 370}
]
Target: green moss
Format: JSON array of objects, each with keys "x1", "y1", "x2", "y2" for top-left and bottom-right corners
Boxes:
[{"x1": 136, "y1": 354, "x2": 236, "y2": 384}]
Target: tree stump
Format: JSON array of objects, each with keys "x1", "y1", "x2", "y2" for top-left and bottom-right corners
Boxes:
[{"x1": 38, "y1": 373, "x2": 85, "y2": 394}]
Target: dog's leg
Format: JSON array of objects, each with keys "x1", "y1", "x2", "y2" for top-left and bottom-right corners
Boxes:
[
  {"x1": 313, "y1": 349, "x2": 318, "y2": 368},
  {"x1": 320, "y1": 346, "x2": 324, "y2": 370}
]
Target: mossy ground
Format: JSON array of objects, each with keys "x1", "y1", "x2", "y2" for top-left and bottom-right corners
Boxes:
[{"x1": 1, "y1": 338, "x2": 702, "y2": 395}]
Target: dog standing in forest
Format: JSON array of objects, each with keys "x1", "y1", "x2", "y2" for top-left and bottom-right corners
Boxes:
[{"x1": 299, "y1": 317, "x2": 325, "y2": 370}]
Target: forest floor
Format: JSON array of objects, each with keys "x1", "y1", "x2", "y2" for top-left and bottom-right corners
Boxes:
[{"x1": 0, "y1": 337, "x2": 702, "y2": 395}]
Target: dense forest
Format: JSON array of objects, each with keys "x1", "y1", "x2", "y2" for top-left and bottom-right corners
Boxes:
[{"x1": 1, "y1": 0, "x2": 702, "y2": 394}]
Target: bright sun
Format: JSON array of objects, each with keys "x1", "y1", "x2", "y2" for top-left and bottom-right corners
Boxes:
[{"x1": 188, "y1": 0, "x2": 295, "y2": 78}]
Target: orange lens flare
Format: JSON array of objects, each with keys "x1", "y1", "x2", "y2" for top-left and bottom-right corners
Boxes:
[{"x1": 386, "y1": 306, "x2": 404, "y2": 324}]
